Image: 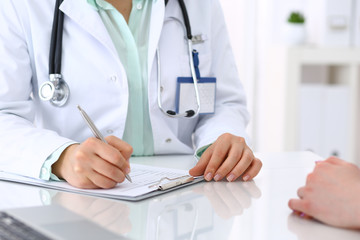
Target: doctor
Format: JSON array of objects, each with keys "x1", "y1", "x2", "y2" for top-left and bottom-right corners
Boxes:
[{"x1": 0, "y1": 0, "x2": 262, "y2": 189}]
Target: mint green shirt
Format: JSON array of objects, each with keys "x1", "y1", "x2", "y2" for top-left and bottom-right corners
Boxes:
[
  {"x1": 88, "y1": 0, "x2": 155, "y2": 156},
  {"x1": 40, "y1": 0, "x2": 155, "y2": 180}
]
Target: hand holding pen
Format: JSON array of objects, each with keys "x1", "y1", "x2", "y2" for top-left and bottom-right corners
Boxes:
[
  {"x1": 52, "y1": 106, "x2": 133, "y2": 189},
  {"x1": 77, "y1": 105, "x2": 132, "y2": 183}
]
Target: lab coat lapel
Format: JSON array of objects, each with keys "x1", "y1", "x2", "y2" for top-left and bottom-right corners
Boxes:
[
  {"x1": 60, "y1": 0, "x2": 118, "y2": 60},
  {"x1": 147, "y1": 0, "x2": 165, "y2": 80}
]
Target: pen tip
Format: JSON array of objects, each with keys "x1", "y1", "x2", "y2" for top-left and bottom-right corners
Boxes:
[{"x1": 77, "y1": 105, "x2": 82, "y2": 111}]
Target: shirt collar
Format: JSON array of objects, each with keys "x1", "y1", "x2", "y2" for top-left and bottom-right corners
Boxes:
[
  {"x1": 87, "y1": 0, "x2": 115, "y2": 11},
  {"x1": 87, "y1": 0, "x2": 156, "y2": 11}
]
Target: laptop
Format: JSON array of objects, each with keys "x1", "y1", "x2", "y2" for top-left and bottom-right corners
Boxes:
[{"x1": 0, "y1": 205, "x2": 126, "y2": 240}]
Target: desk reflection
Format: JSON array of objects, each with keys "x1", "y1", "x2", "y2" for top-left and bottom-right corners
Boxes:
[
  {"x1": 51, "y1": 192, "x2": 132, "y2": 236},
  {"x1": 36, "y1": 180, "x2": 261, "y2": 240},
  {"x1": 287, "y1": 213, "x2": 360, "y2": 240},
  {"x1": 193, "y1": 180, "x2": 261, "y2": 219}
]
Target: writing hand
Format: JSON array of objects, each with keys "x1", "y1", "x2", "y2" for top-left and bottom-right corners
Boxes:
[{"x1": 53, "y1": 136, "x2": 133, "y2": 189}]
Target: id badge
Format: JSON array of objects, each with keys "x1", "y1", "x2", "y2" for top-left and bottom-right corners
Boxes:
[{"x1": 176, "y1": 77, "x2": 216, "y2": 115}]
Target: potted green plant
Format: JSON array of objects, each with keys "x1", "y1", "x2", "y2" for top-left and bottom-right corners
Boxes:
[
  {"x1": 285, "y1": 11, "x2": 306, "y2": 45},
  {"x1": 288, "y1": 12, "x2": 305, "y2": 24}
]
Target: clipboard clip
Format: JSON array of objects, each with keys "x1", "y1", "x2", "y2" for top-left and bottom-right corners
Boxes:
[{"x1": 149, "y1": 176, "x2": 195, "y2": 191}]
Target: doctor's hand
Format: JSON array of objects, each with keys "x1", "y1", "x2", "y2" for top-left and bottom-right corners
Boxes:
[
  {"x1": 189, "y1": 133, "x2": 262, "y2": 182},
  {"x1": 52, "y1": 136, "x2": 133, "y2": 189}
]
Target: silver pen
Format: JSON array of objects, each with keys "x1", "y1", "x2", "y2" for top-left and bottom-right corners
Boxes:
[{"x1": 77, "y1": 105, "x2": 133, "y2": 183}]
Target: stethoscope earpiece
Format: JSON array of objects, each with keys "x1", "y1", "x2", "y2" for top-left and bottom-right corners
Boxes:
[
  {"x1": 185, "y1": 110, "x2": 195, "y2": 117},
  {"x1": 166, "y1": 110, "x2": 176, "y2": 116},
  {"x1": 165, "y1": 109, "x2": 195, "y2": 118}
]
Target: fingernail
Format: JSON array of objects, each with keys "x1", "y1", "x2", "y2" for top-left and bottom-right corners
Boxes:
[
  {"x1": 125, "y1": 167, "x2": 131, "y2": 174},
  {"x1": 214, "y1": 174, "x2": 222, "y2": 181},
  {"x1": 315, "y1": 160, "x2": 322, "y2": 164},
  {"x1": 243, "y1": 175, "x2": 250, "y2": 181},
  {"x1": 205, "y1": 172, "x2": 213, "y2": 181},
  {"x1": 227, "y1": 174, "x2": 235, "y2": 182}
]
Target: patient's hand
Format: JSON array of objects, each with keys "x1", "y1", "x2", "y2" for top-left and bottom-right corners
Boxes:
[{"x1": 288, "y1": 157, "x2": 360, "y2": 229}]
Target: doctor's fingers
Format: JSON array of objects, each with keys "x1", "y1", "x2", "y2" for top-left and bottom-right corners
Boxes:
[
  {"x1": 105, "y1": 136, "x2": 133, "y2": 160},
  {"x1": 212, "y1": 145, "x2": 252, "y2": 182},
  {"x1": 70, "y1": 157, "x2": 124, "y2": 188},
  {"x1": 203, "y1": 138, "x2": 234, "y2": 181},
  {"x1": 188, "y1": 144, "x2": 215, "y2": 177},
  {"x1": 81, "y1": 137, "x2": 130, "y2": 172},
  {"x1": 239, "y1": 157, "x2": 262, "y2": 182},
  {"x1": 89, "y1": 156, "x2": 126, "y2": 184},
  {"x1": 86, "y1": 170, "x2": 119, "y2": 189}
]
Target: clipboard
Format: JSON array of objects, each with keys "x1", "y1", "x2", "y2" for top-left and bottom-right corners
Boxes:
[{"x1": 0, "y1": 164, "x2": 205, "y2": 201}]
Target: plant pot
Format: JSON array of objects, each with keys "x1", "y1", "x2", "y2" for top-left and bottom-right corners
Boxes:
[{"x1": 285, "y1": 23, "x2": 306, "y2": 46}]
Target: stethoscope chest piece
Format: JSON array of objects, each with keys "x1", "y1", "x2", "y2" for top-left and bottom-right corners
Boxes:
[{"x1": 39, "y1": 74, "x2": 69, "y2": 107}]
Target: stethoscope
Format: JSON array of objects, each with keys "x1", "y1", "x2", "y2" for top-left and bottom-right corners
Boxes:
[
  {"x1": 39, "y1": 0, "x2": 69, "y2": 107},
  {"x1": 39, "y1": 0, "x2": 200, "y2": 118}
]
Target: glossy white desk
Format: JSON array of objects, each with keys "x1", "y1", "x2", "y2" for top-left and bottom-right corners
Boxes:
[{"x1": 1, "y1": 152, "x2": 359, "y2": 239}]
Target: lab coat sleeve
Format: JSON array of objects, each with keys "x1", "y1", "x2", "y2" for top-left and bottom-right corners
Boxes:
[
  {"x1": 193, "y1": 0, "x2": 251, "y2": 149},
  {"x1": 0, "y1": 0, "x2": 73, "y2": 179}
]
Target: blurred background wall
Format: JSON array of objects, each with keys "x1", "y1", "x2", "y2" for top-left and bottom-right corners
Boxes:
[{"x1": 219, "y1": 0, "x2": 360, "y2": 164}]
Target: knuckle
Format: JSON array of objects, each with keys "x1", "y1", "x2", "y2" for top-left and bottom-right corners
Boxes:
[
  {"x1": 220, "y1": 133, "x2": 232, "y2": 140},
  {"x1": 242, "y1": 149, "x2": 254, "y2": 161},
  {"x1": 106, "y1": 135, "x2": 116, "y2": 142},
  {"x1": 74, "y1": 150, "x2": 87, "y2": 162},
  {"x1": 306, "y1": 172, "x2": 315, "y2": 183},
  {"x1": 213, "y1": 148, "x2": 226, "y2": 158},
  {"x1": 108, "y1": 166, "x2": 118, "y2": 178},
  {"x1": 73, "y1": 163, "x2": 85, "y2": 174},
  {"x1": 235, "y1": 136, "x2": 246, "y2": 144},
  {"x1": 216, "y1": 168, "x2": 231, "y2": 178},
  {"x1": 125, "y1": 145, "x2": 133, "y2": 155},
  {"x1": 110, "y1": 151, "x2": 122, "y2": 163},
  {"x1": 232, "y1": 149, "x2": 243, "y2": 161},
  {"x1": 83, "y1": 137, "x2": 98, "y2": 148},
  {"x1": 114, "y1": 157, "x2": 126, "y2": 169}
]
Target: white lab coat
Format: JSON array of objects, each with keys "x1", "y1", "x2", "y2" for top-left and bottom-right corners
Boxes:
[{"x1": 0, "y1": 0, "x2": 249, "y2": 179}]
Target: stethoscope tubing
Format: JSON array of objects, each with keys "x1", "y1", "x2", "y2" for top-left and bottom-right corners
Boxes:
[
  {"x1": 157, "y1": 0, "x2": 201, "y2": 118},
  {"x1": 42, "y1": 0, "x2": 200, "y2": 115},
  {"x1": 50, "y1": 0, "x2": 64, "y2": 75}
]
